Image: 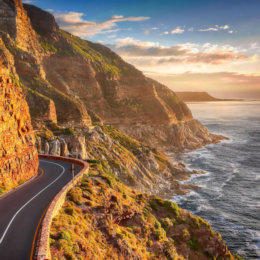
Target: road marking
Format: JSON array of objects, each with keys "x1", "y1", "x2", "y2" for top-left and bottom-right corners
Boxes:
[{"x1": 0, "y1": 159, "x2": 65, "y2": 245}]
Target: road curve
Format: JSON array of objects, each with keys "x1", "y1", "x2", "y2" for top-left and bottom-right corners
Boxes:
[{"x1": 0, "y1": 158, "x2": 82, "y2": 260}]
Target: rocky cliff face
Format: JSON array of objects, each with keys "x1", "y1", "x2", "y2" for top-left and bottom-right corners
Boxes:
[
  {"x1": 0, "y1": 0, "x2": 223, "y2": 151},
  {"x1": 0, "y1": 64, "x2": 38, "y2": 193}
]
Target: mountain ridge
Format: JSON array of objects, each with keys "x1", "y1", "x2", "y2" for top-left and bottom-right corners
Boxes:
[
  {"x1": 0, "y1": 0, "x2": 224, "y2": 151},
  {"x1": 176, "y1": 91, "x2": 243, "y2": 102}
]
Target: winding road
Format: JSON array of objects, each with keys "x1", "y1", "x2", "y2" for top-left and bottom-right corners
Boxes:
[{"x1": 0, "y1": 158, "x2": 82, "y2": 260}]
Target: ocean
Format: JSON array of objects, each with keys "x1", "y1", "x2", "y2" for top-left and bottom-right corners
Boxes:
[{"x1": 172, "y1": 101, "x2": 260, "y2": 259}]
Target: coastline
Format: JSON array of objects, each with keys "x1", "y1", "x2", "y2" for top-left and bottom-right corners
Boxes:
[{"x1": 168, "y1": 101, "x2": 260, "y2": 259}]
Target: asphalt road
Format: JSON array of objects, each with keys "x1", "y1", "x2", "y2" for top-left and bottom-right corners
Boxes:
[{"x1": 0, "y1": 158, "x2": 81, "y2": 260}]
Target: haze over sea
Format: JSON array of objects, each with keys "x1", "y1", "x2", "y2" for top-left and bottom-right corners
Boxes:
[{"x1": 172, "y1": 101, "x2": 260, "y2": 259}]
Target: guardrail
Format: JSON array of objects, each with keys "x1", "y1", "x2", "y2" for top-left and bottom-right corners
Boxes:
[{"x1": 35, "y1": 154, "x2": 89, "y2": 260}]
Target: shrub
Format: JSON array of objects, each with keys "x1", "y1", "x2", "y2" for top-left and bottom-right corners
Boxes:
[
  {"x1": 40, "y1": 41, "x2": 57, "y2": 53},
  {"x1": 163, "y1": 201, "x2": 180, "y2": 217},
  {"x1": 60, "y1": 231, "x2": 71, "y2": 242},
  {"x1": 68, "y1": 188, "x2": 83, "y2": 205},
  {"x1": 18, "y1": 179, "x2": 25, "y2": 185},
  {"x1": 163, "y1": 241, "x2": 178, "y2": 260},
  {"x1": 64, "y1": 207, "x2": 74, "y2": 216},
  {"x1": 182, "y1": 229, "x2": 190, "y2": 240},
  {"x1": 85, "y1": 201, "x2": 93, "y2": 206},
  {"x1": 0, "y1": 186, "x2": 5, "y2": 195},
  {"x1": 50, "y1": 238, "x2": 56, "y2": 246},
  {"x1": 116, "y1": 232, "x2": 124, "y2": 239},
  {"x1": 149, "y1": 200, "x2": 159, "y2": 211},
  {"x1": 188, "y1": 238, "x2": 199, "y2": 251},
  {"x1": 177, "y1": 217, "x2": 186, "y2": 224},
  {"x1": 160, "y1": 218, "x2": 173, "y2": 231},
  {"x1": 63, "y1": 127, "x2": 75, "y2": 135},
  {"x1": 154, "y1": 229, "x2": 166, "y2": 241},
  {"x1": 147, "y1": 240, "x2": 153, "y2": 247}
]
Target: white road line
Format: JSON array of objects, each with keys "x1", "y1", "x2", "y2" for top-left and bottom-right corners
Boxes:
[{"x1": 0, "y1": 159, "x2": 66, "y2": 245}]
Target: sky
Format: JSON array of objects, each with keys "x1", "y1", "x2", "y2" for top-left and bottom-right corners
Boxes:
[{"x1": 23, "y1": 0, "x2": 260, "y2": 99}]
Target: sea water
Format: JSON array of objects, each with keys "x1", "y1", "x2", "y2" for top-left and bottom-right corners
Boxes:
[{"x1": 173, "y1": 101, "x2": 260, "y2": 259}]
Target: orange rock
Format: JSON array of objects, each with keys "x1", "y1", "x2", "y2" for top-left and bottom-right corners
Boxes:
[{"x1": 0, "y1": 63, "x2": 38, "y2": 192}]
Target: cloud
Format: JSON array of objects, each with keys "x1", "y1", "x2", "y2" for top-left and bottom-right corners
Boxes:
[
  {"x1": 108, "y1": 38, "x2": 188, "y2": 57},
  {"x1": 54, "y1": 12, "x2": 150, "y2": 38},
  {"x1": 199, "y1": 27, "x2": 218, "y2": 32},
  {"x1": 219, "y1": 25, "x2": 230, "y2": 30},
  {"x1": 144, "y1": 27, "x2": 159, "y2": 35},
  {"x1": 188, "y1": 27, "x2": 194, "y2": 32},
  {"x1": 171, "y1": 27, "x2": 184, "y2": 34},
  {"x1": 108, "y1": 38, "x2": 248, "y2": 67},
  {"x1": 162, "y1": 31, "x2": 169, "y2": 35},
  {"x1": 198, "y1": 25, "x2": 231, "y2": 32}
]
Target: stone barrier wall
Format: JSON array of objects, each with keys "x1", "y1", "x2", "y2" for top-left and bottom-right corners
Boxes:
[{"x1": 35, "y1": 154, "x2": 89, "y2": 260}]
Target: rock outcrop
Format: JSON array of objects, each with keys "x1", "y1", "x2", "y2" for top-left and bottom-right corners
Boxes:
[
  {"x1": 35, "y1": 124, "x2": 198, "y2": 195},
  {"x1": 0, "y1": 64, "x2": 38, "y2": 193},
  {"x1": 0, "y1": 1, "x2": 223, "y2": 151}
]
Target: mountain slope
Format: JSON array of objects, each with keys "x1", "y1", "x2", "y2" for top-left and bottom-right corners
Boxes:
[
  {"x1": 0, "y1": 0, "x2": 223, "y2": 151},
  {"x1": 50, "y1": 163, "x2": 239, "y2": 260}
]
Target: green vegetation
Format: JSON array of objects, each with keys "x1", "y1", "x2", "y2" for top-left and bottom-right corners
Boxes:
[
  {"x1": 50, "y1": 162, "x2": 238, "y2": 260},
  {"x1": 40, "y1": 41, "x2": 57, "y2": 53},
  {"x1": 0, "y1": 186, "x2": 5, "y2": 195},
  {"x1": 45, "y1": 121, "x2": 75, "y2": 136},
  {"x1": 60, "y1": 30, "x2": 121, "y2": 77},
  {"x1": 102, "y1": 125, "x2": 146, "y2": 155}
]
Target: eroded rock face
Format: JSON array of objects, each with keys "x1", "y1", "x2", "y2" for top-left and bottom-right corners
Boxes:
[
  {"x1": 0, "y1": 0, "x2": 92, "y2": 127},
  {"x1": 0, "y1": 65, "x2": 38, "y2": 192}
]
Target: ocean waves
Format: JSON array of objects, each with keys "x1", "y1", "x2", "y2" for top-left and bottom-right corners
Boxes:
[{"x1": 172, "y1": 102, "x2": 260, "y2": 259}]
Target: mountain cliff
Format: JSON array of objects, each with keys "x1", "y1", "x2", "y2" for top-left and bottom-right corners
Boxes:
[
  {"x1": 0, "y1": 63, "x2": 38, "y2": 194},
  {"x1": 0, "y1": 0, "x2": 223, "y2": 151}
]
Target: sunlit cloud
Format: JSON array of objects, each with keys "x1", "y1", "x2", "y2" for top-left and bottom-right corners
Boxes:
[
  {"x1": 171, "y1": 27, "x2": 185, "y2": 34},
  {"x1": 199, "y1": 25, "x2": 230, "y2": 32},
  {"x1": 108, "y1": 38, "x2": 249, "y2": 72},
  {"x1": 54, "y1": 12, "x2": 150, "y2": 38},
  {"x1": 162, "y1": 31, "x2": 169, "y2": 35}
]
